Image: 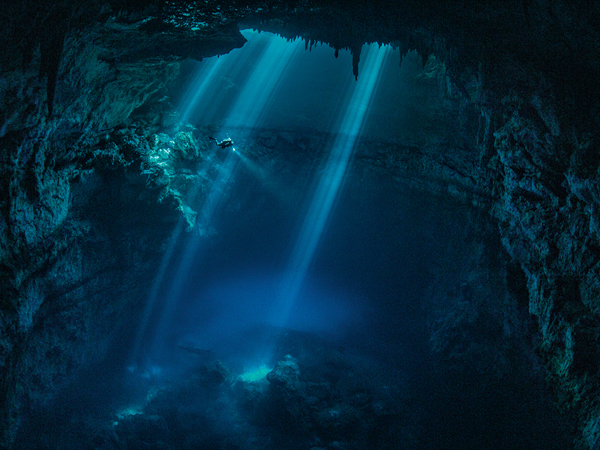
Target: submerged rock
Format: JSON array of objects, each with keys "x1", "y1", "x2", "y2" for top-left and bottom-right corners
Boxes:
[{"x1": 266, "y1": 354, "x2": 301, "y2": 388}]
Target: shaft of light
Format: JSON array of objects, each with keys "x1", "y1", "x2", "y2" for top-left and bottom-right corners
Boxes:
[
  {"x1": 129, "y1": 218, "x2": 185, "y2": 367},
  {"x1": 131, "y1": 146, "x2": 224, "y2": 365},
  {"x1": 149, "y1": 150, "x2": 239, "y2": 359},
  {"x1": 276, "y1": 44, "x2": 391, "y2": 325},
  {"x1": 222, "y1": 32, "x2": 303, "y2": 131},
  {"x1": 179, "y1": 57, "x2": 226, "y2": 125}
]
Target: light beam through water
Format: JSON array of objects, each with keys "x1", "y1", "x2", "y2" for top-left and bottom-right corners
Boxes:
[
  {"x1": 221, "y1": 31, "x2": 303, "y2": 131},
  {"x1": 136, "y1": 30, "x2": 307, "y2": 367},
  {"x1": 149, "y1": 150, "x2": 239, "y2": 360},
  {"x1": 274, "y1": 43, "x2": 392, "y2": 328},
  {"x1": 130, "y1": 146, "x2": 222, "y2": 367}
]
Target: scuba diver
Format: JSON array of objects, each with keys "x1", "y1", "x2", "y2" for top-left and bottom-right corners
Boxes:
[{"x1": 210, "y1": 136, "x2": 234, "y2": 150}]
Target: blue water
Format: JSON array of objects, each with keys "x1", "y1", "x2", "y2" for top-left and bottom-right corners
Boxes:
[
  {"x1": 176, "y1": 29, "x2": 425, "y2": 139},
  {"x1": 134, "y1": 30, "x2": 416, "y2": 370},
  {"x1": 13, "y1": 30, "x2": 575, "y2": 450}
]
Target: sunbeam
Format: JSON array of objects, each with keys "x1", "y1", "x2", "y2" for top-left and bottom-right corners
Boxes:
[
  {"x1": 128, "y1": 218, "x2": 185, "y2": 368},
  {"x1": 221, "y1": 30, "x2": 304, "y2": 130},
  {"x1": 178, "y1": 56, "x2": 226, "y2": 125},
  {"x1": 138, "y1": 31, "x2": 308, "y2": 366},
  {"x1": 151, "y1": 39, "x2": 392, "y2": 370},
  {"x1": 149, "y1": 150, "x2": 239, "y2": 361},
  {"x1": 130, "y1": 146, "x2": 223, "y2": 367},
  {"x1": 135, "y1": 31, "x2": 392, "y2": 372},
  {"x1": 274, "y1": 43, "x2": 392, "y2": 328},
  {"x1": 178, "y1": 31, "x2": 272, "y2": 125}
]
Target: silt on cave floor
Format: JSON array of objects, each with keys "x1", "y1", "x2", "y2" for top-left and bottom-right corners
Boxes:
[{"x1": 2, "y1": 1, "x2": 600, "y2": 449}]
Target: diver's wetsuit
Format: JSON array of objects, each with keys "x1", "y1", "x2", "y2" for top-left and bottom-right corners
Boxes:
[{"x1": 210, "y1": 137, "x2": 234, "y2": 149}]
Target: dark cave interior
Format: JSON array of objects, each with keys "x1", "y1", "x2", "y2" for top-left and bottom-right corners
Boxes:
[{"x1": 2, "y1": 1, "x2": 600, "y2": 449}]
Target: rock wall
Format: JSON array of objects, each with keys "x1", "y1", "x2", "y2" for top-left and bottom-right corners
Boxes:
[
  {"x1": 487, "y1": 99, "x2": 600, "y2": 449},
  {"x1": 0, "y1": 2, "x2": 248, "y2": 446}
]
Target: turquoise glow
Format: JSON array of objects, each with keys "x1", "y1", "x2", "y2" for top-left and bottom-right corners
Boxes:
[
  {"x1": 238, "y1": 364, "x2": 272, "y2": 382},
  {"x1": 135, "y1": 31, "x2": 395, "y2": 370},
  {"x1": 179, "y1": 56, "x2": 226, "y2": 124},
  {"x1": 275, "y1": 43, "x2": 392, "y2": 327},
  {"x1": 222, "y1": 32, "x2": 303, "y2": 130},
  {"x1": 137, "y1": 31, "x2": 307, "y2": 365}
]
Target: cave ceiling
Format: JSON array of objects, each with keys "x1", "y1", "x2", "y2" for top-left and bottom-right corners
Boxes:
[{"x1": 4, "y1": 0, "x2": 599, "y2": 129}]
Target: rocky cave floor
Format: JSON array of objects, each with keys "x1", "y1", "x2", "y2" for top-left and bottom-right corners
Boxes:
[
  {"x1": 14, "y1": 327, "x2": 414, "y2": 450},
  {"x1": 12, "y1": 324, "x2": 575, "y2": 450}
]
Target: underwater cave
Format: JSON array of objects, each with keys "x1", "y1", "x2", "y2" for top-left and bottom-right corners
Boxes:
[{"x1": 2, "y1": 1, "x2": 600, "y2": 449}]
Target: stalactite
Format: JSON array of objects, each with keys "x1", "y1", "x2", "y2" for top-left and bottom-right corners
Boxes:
[{"x1": 351, "y1": 43, "x2": 361, "y2": 80}]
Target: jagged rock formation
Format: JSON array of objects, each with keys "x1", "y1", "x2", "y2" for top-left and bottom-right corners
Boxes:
[{"x1": 1, "y1": 0, "x2": 600, "y2": 448}]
